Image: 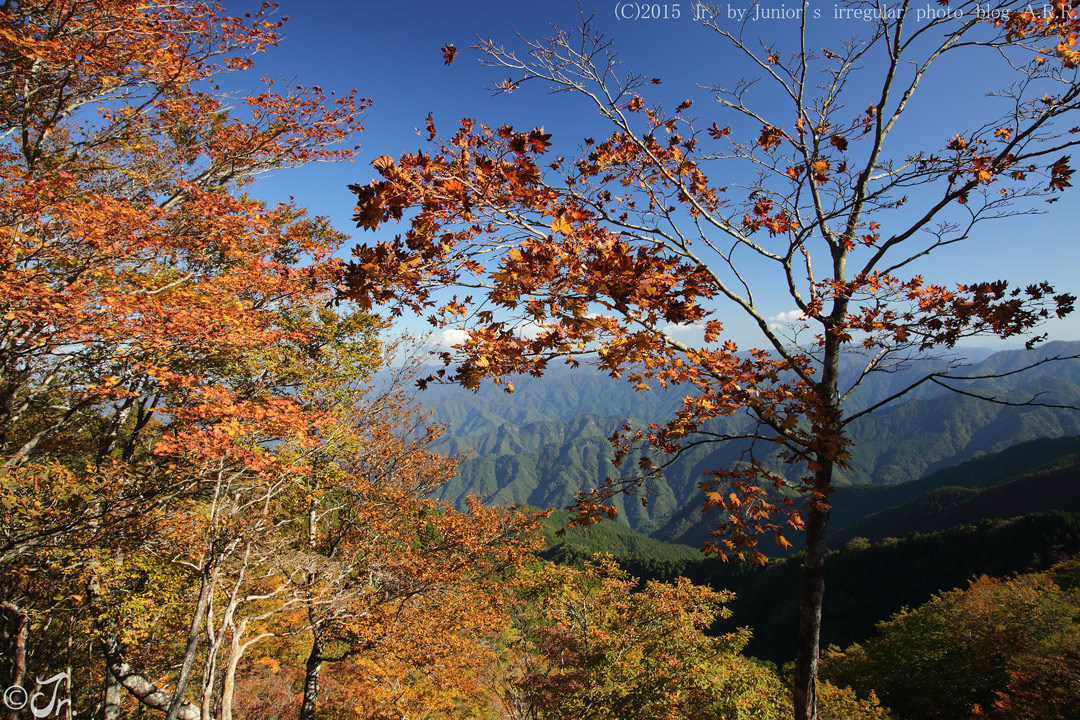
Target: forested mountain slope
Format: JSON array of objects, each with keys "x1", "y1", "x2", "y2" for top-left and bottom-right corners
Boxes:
[
  {"x1": 419, "y1": 342, "x2": 1080, "y2": 539},
  {"x1": 537, "y1": 437, "x2": 1080, "y2": 663}
]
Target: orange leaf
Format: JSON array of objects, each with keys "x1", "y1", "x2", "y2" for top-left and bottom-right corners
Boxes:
[{"x1": 550, "y1": 216, "x2": 573, "y2": 234}]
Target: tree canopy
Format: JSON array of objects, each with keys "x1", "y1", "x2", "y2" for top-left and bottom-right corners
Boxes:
[
  {"x1": 344, "y1": 3, "x2": 1080, "y2": 718},
  {"x1": 0, "y1": 2, "x2": 538, "y2": 718}
]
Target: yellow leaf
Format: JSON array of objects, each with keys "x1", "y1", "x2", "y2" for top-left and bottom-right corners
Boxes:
[{"x1": 550, "y1": 216, "x2": 573, "y2": 234}]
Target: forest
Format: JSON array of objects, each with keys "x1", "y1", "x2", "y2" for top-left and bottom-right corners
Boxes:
[{"x1": 2, "y1": 1, "x2": 1079, "y2": 719}]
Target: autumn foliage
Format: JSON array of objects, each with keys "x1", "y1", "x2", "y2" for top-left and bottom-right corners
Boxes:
[
  {"x1": 3, "y1": 1, "x2": 1080, "y2": 719},
  {"x1": 823, "y1": 556, "x2": 1080, "y2": 720},
  {"x1": 345, "y1": 18, "x2": 1077, "y2": 560},
  {"x1": 344, "y1": 4, "x2": 1080, "y2": 719},
  {"x1": 491, "y1": 556, "x2": 895, "y2": 720},
  {"x1": 0, "y1": 2, "x2": 539, "y2": 719}
]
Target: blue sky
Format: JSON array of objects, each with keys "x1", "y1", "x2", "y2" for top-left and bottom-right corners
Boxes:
[{"x1": 232, "y1": 0, "x2": 1080, "y2": 347}]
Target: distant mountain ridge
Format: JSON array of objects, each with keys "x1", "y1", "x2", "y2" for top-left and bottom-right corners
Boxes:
[
  {"x1": 535, "y1": 436, "x2": 1080, "y2": 663},
  {"x1": 827, "y1": 434, "x2": 1080, "y2": 545},
  {"x1": 540, "y1": 434, "x2": 1080, "y2": 562},
  {"x1": 418, "y1": 341, "x2": 1080, "y2": 539}
]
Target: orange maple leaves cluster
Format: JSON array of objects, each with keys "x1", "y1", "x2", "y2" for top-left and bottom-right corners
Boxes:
[
  {"x1": 344, "y1": 7, "x2": 1079, "y2": 565},
  {"x1": 1, "y1": 4, "x2": 548, "y2": 718},
  {"x1": 0, "y1": 0, "x2": 373, "y2": 471},
  {"x1": 998, "y1": 0, "x2": 1080, "y2": 67}
]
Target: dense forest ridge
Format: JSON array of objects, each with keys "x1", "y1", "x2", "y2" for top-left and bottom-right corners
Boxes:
[
  {"x1": 541, "y1": 432, "x2": 1080, "y2": 560},
  {"x1": 539, "y1": 435, "x2": 1080, "y2": 664},
  {"x1": 419, "y1": 342, "x2": 1080, "y2": 539}
]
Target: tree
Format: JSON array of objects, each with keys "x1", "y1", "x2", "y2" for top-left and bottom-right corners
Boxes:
[
  {"x1": 0, "y1": 0, "x2": 365, "y2": 549},
  {"x1": 286, "y1": 339, "x2": 541, "y2": 720},
  {"x1": 821, "y1": 556, "x2": 1080, "y2": 720},
  {"x1": 0, "y1": 1, "x2": 369, "y2": 716},
  {"x1": 492, "y1": 556, "x2": 895, "y2": 720},
  {"x1": 344, "y1": 3, "x2": 1080, "y2": 718},
  {"x1": 496, "y1": 556, "x2": 790, "y2": 720},
  {"x1": 0, "y1": 3, "x2": 541, "y2": 719}
]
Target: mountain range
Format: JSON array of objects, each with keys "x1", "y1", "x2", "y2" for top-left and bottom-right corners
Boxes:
[
  {"x1": 419, "y1": 346, "x2": 1080, "y2": 663},
  {"x1": 539, "y1": 434, "x2": 1080, "y2": 662},
  {"x1": 418, "y1": 341, "x2": 1080, "y2": 543}
]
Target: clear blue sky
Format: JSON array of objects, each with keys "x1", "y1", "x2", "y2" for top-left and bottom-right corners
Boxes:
[{"x1": 230, "y1": 0, "x2": 1080, "y2": 347}]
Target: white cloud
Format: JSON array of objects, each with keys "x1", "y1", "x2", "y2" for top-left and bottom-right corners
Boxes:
[
  {"x1": 768, "y1": 310, "x2": 807, "y2": 332},
  {"x1": 660, "y1": 322, "x2": 705, "y2": 335},
  {"x1": 428, "y1": 322, "x2": 546, "y2": 350},
  {"x1": 429, "y1": 327, "x2": 469, "y2": 348},
  {"x1": 770, "y1": 310, "x2": 805, "y2": 323},
  {"x1": 516, "y1": 321, "x2": 546, "y2": 340}
]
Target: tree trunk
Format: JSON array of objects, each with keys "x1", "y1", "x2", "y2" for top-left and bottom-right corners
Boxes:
[
  {"x1": 792, "y1": 298, "x2": 845, "y2": 720},
  {"x1": 299, "y1": 630, "x2": 324, "y2": 720},
  {"x1": 1, "y1": 601, "x2": 29, "y2": 720},
  {"x1": 64, "y1": 622, "x2": 73, "y2": 720},
  {"x1": 300, "y1": 496, "x2": 323, "y2": 720},
  {"x1": 199, "y1": 662, "x2": 216, "y2": 720},
  {"x1": 165, "y1": 565, "x2": 214, "y2": 720},
  {"x1": 219, "y1": 619, "x2": 249, "y2": 720},
  {"x1": 103, "y1": 664, "x2": 123, "y2": 720},
  {"x1": 101, "y1": 634, "x2": 201, "y2": 720},
  {"x1": 792, "y1": 466, "x2": 831, "y2": 720}
]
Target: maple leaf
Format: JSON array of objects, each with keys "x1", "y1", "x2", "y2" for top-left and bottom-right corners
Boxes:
[
  {"x1": 1048, "y1": 156, "x2": 1073, "y2": 191},
  {"x1": 972, "y1": 160, "x2": 994, "y2": 184},
  {"x1": 948, "y1": 135, "x2": 968, "y2": 152},
  {"x1": 709, "y1": 122, "x2": 731, "y2": 139},
  {"x1": 862, "y1": 105, "x2": 878, "y2": 133},
  {"x1": 442, "y1": 43, "x2": 457, "y2": 65},
  {"x1": 528, "y1": 127, "x2": 552, "y2": 153},
  {"x1": 758, "y1": 125, "x2": 784, "y2": 151},
  {"x1": 550, "y1": 216, "x2": 573, "y2": 234},
  {"x1": 371, "y1": 155, "x2": 397, "y2": 176}
]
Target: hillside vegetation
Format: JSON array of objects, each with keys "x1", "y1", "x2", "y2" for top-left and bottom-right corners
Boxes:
[
  {"x1": 423, "y1": 344, "x2": 1080, "y2": 540},
  {"x1": 536, "y1": 437, "x2": 1080, "y2": 663}
]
